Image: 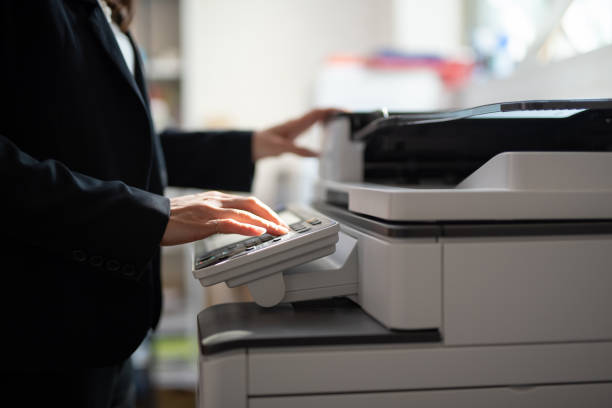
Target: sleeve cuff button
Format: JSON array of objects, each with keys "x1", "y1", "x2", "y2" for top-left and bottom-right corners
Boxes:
[
  {"x1": 105, "y1": 259, "x2": 121, "y2": 272},
  {"x1": 72, "y1": 250, "x2": 87, "y2": 263},
  {"x1": 121, "y1": 264, "x2": 137, "y2": 278},
  {"x1": 89, "y1": 255, "x2": 104, "y2": 267}
]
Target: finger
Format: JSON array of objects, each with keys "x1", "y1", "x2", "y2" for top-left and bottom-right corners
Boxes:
[
  {"x1": 209, "y1": 219, "x2": 267, "y2": 236},
  {"x1": 317, "y1": 107, "x2": 347, "y2": 118},
  {"x1": 283, "y1": 142, "x2": 319, "y2": 158},
  {"x1": 225, "y1": 196, "x2": 289, "y2": 229},
  {"x1": 283, "y1": 109, "x2": 333, "y2": 137},
  {"x1": 217, "y1": 208, "x2": 289, "y2": 235},
  {"x1": 202, "y1": 190, "x2": 233, "y2": 200},
  {"x1": 271, "y1": 108, "x2": 343, "y2": 139}
]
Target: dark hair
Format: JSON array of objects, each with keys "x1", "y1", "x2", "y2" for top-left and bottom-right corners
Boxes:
[{"x1": 104, "y1": 0, "x2": 133, "y2": 33}]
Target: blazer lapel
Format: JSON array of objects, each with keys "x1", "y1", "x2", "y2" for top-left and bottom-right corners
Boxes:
[
  {"x1": 128, "y1": 33, "x2": 168, "y2": 189},
  {"x1": 86, "y1": 4, "x2": 148, "y2": 108},
  {"x1": 129, "y1": 33, "x2": 151, "y2": 109}
]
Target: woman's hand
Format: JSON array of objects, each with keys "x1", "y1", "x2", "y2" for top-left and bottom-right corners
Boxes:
[
  {"x1": 252, "y1": 108, "x2": 342, "y2": 160},
  {"x1": 161, "y1": 191, "x2": 289, "y2": 246}
]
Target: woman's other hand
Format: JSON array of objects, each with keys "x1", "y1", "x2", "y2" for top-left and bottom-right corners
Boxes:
[
  {"x1": 252, "y1": 108, "x2": 342, "y2": 160},
  {"x1": 161, "y1": 191, "x2": 289, "y2": 246}
]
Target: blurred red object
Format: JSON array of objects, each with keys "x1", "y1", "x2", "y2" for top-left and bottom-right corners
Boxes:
[{"x1": 326, "y1": 52, "x2": 474, "y2": 89}]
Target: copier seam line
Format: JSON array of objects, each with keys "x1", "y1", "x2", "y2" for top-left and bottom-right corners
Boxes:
[
  {"x1": 248, "y1": 380, "x2": 612, "y2": 399},
  {"x1": 440, "y1": 241, "x2": 444, "y2": 338},
  {"x1": 442, "y1": 338, "x2": 612, "y2": 348}
]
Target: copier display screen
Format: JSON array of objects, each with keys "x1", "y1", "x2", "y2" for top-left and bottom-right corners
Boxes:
[
  {"x1": 278, "y1": 210, "x2": 301, "y2": 225},
  {"x1": 201, "y1": 233, "x2": 249, "y2": 254}
]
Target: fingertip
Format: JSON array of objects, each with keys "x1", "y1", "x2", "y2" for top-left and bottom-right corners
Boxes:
[
  {"x1": 265, "y1": 224, "x2": 288, "y2": 236},
  {"x1": 291, "y1": 146, "x2": 319, "y2": 157},
  {"x1": 217, "y1": 218, "x2": 267, "y2": 236},
  {"x1": 253, "y1": 226, "x2": 267, "y2": 235},
  {"x1": 274, "y1": 217, "x2": 290, "y2": 230},
  {"x1": 266, "y1": 210, "x2": 289, "y2": 229},
  {"x1": 272, "y1": 215, "x2": 290, "y2": 230},
  {"x1": 241, "y1": 227, "x2": 265, "y2": 236},
  {"x1": 319, "y1": 107, "x2": 346, "y2": 117}
]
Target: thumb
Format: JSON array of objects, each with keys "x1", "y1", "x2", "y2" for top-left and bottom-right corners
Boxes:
[{"x1": 284, "y1": 141, "x2": 319, "y2": 157}]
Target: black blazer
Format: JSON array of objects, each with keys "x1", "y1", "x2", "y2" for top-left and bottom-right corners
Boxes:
[{"x1": 0, "y1": 0, "x2": 254, "y2": 368}]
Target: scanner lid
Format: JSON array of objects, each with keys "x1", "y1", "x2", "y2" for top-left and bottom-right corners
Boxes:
[
  {"x1": 325, "y1": 98, "x2": 612, "y2": 187},
  {"x1": 345, "y1": 98, "x2": 612, "y2": 140}
]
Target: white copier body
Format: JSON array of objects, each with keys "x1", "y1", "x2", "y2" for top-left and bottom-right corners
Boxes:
[{"x1": 197, "y1": 101, "x2": 612, "y2": 407}]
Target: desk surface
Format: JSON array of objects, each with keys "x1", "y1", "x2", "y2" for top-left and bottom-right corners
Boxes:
[{"x1": 197, "y1": 297, "x2": 440, "y2": 355}]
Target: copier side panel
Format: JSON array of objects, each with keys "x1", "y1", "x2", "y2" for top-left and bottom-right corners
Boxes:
[
  {"x1": 250, "y1": 383, "x2": 612, "y2": 408},
  {"x1": 320, "y1": 116, "x2": 364, "y2": 182},
  {"x1": 248, "y1": 342, "x2": 612, "y2": 395},
  {"x1": 443, "y1": 235, "x2": 612, "y2": 345},
  {"x1": 198, "y1": 350, "x2": 247, "y2": 408},
  {"x1": 342, "y1": 224, "x2": 442, "y2": 330}
]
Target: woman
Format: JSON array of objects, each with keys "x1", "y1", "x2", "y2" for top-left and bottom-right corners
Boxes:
[{"x1": 0, "y1": 1, "x2": 336, "y2": 406}]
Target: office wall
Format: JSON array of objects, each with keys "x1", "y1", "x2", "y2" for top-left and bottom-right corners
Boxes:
[
  {"x1": 392, "y1": 0, "x2": 465, "y2": 55},
  {"x1": 181, "y1": 0, "x2": 466, "y2": 128},
  {"x1": 459, "y1": 44, "x2": 612, "y2": 106},
  {"x1": 181, "y1": 0, "x2": 394, "y2": 130}
]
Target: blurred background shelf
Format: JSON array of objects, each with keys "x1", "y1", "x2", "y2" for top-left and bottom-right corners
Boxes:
[{"x1": 133, "y1": 0, "x2": 182, "y2": 129}]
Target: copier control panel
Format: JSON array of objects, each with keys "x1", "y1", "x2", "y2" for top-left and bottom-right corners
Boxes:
[{"x1": 192, "y1": 205, "x2": 340, "y2": 305}]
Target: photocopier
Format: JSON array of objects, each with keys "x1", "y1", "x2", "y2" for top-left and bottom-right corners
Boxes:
[{"x1": 193, "y1": 99, "x2": 612, "y2": 407}]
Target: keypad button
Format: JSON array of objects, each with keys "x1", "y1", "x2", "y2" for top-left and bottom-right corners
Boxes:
[
  {"x1": 121, "y1": 264, "x2": 138, "y2": 278},
  {"x1": 199, "y1": 255, "x2": 214, "y2": 263},
  {"x1": 72, "y1": 250, "x2": 87, "y2": 263},
  {"x1": 244, "y1": 238, "x2": 261, "y2": 247},
  {"x1": 197, "y1": 255, "x2": 218, "y2": 268},
  {"x1": 306, "y1": 218, "x2": 321, "y2": 225},
  {"x1": 259, "y1": 234, "x2": 274, "y2": 243},
  {"x1": 272, "y1": 237, "x2": 282, "y2": 242},
  {"x1": 89, "y1": 255, "x2": 104, "y2": 267},
  {"x1": 298, "y1": 227, "x2": 311, "y2": 233},
  {"x1": 290, "y1": 222, "x2": 305, "y2": 231},
  {"x1": 232, "y1": 246, "x2": 246, "y2": 255},
  {"x1": 105, "y1": 259, "x2": 121, "y2": 272},
  {"x1": 229, "y1": 244, "x2": 244, "y2": 254}
]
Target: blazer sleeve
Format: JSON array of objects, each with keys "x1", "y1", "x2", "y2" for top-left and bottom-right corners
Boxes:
[
  {"x1": 160, "y1": 129, "x2": 255, "y2": 192},
  {"x1": 0, "y1": 135, "x2": 170, "y2": 276}
]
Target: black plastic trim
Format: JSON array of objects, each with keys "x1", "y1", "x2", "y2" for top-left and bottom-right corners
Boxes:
[
  {"x1": 198, "y1": 297, "x2": 441, "y2": 355},
  {"x1": 352, "y1": 98, "x2": 612, "y2": 141},
  {"x1": 314, "y1": 201, "x2": 612, "y2": 238},
  {"x1": 315, "y1": 201, "x2": 440, "y2": 238},
  {"x1": 324, "y1": 189, "x2": 349, "y2": 208}
]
